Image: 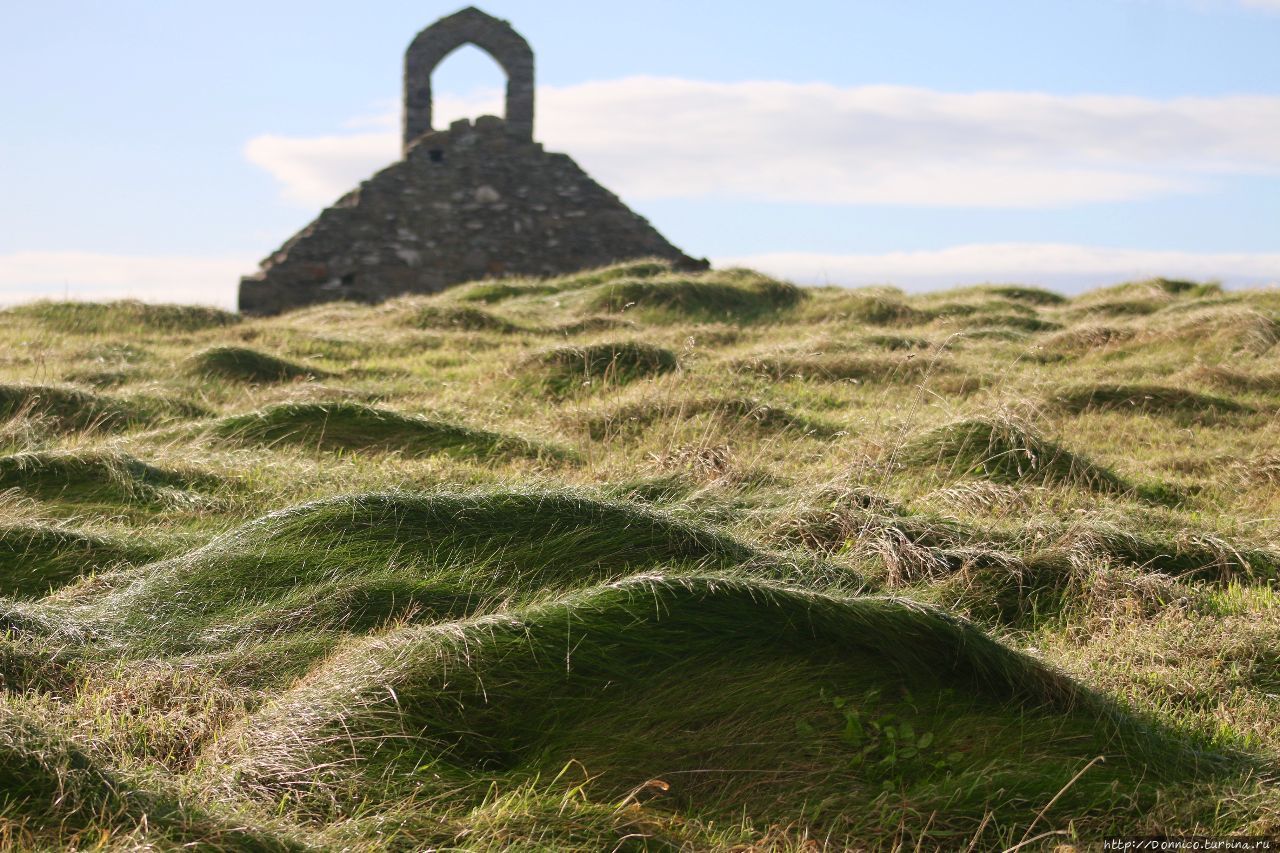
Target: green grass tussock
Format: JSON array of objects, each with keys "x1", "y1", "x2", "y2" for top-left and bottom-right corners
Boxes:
[
  {"x1": 3, "y1": 300, "x2": 239, "y2": 334},
  {"x1": 1063, "y1": 521, "x2": 1280, "y2": 584},
  {"x1": 1063, "y1": 278, "x2": 1229, "y2": 326},
  {"x1": 551, "y1": 257, "x2": 675, "y2": 289},
  {"x1": 578, "y1": 394, "x2": 840, "y2": 441},
  {"x1": 453, "y1": 259, "x2": 673, "y2": 304},
  {"x1": 5, "y1": 262, "x2": 1280, "y2": 848},
  {"x1": 83, "y1": 490, "x2": 800, "y2": 653},
  {"x1": 545, "y1": 315, "x2": 637, "y2": 336},
  {"x1": 0, "y1": 383, "x2": 151, "y2": 433},
  {"x1": 734, "y1": 351, "x2": 945, "y2": 384},
  {"x1": 187, "y1": 346, "x2": 325, "y2": 384},
  {"x1": 0, "y1": 523, "x2": 160, "y2": 598},
  {"x1": 899, "y1": 416, "x2": 1132, "y2": 494},
  {"x1": 864, "y1": 332, "x2": 932, "y2": 350},
  {"x1": 818, "y1": 291, "x2": 931, "y2": 326},
  {"x1": 405, "y1": 303, "x2": 525, "y2": 333},
  {"x1": 214, "y1": 401, "x2": 560, "y2": 461},
  {"x1": 586, "y1": 269, "x2": 804, "y2": 322},
  {"x1": 1039, "y1": 323, "x2": 1136, "y2": 357},
  {"x1": 1191, "y1": 365, "x2": 1280, "y2": 393},
  {"x1": 209, "y1": 575, "x2": 1212, "y2": 846},
  {"x1": 0, "y1": 450, "x2": 215, "y2": 508},
  {"x1": 947, "y1": 284, "x2": 1068, "y2": 306},
  {"x1": 959, "y1": 312, "x2": 1061, "y2": 333},
  {"x1": 523, "y1": 341, "x2": 679, "y2": 394},
  {"x1": 1074, "y1": 277, "x2": 1223, "y2": 306},
  {"x1": 1157, "y1": 307, "x2": 1280, "y2": 355},
  {"x1": 0, "y1": 706, "x2": 296, "y2": 850},
  {"x1": 1052, "y1": 383, "x2": 1253, "y2": 418}
]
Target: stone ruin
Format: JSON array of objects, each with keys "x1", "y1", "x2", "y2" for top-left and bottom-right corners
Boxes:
[{"x1": 238, "y1": 6, "x2": 706, "y2": 315}]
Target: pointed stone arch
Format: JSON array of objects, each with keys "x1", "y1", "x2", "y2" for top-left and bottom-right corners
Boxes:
[{"x1": 403, "y1": 6, "x2": 535, "y2": 153}]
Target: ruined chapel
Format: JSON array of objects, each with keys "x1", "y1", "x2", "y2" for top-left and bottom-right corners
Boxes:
[{"x1": 238, "y1": 7, "x2": 705, "y2": 315}]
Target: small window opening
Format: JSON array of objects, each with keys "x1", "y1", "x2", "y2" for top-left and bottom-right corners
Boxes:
[
  {"x1": 429, "y1": 149, "x2": 445, "y2": 163},
  {"x1": 340, "y1": 272, "x2": 356, "y2": 287}
]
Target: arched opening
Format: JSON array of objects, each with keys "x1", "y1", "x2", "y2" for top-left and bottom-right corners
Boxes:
[
  {"x1": 429, "y1": 43, "x2": 507, "y2": 129},
  {"x1": 403, "y1": 7, "x2": 535, "y2": 153}
]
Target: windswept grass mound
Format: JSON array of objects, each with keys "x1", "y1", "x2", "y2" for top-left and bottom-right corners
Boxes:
[
  {"x1": 1068, "y1": 278, "x2": 1224, "y2": 317},
  {"x1": 1061, "y1": 521, "x2": 1280, "y2": 584},
  {"x1": 946, "y1": 284, "x2": 1067, "y2": 306},
  {"x1": 187, "y1": 346, "x2": 324, "y2": 384},
  {"x1": 546, "y1": 315, "x2": 636, "y2": 336},
  {"x1": 1078, "y1": 277, "x2": 1223, "y2": 305},
  {"x1": 1052, "y1": 383, "x2": 1252, "y2": 419},
  {"x1": 774, "y1": 497, "x2": 1278, "y2": 626},
  {"x1": 556, "y1": 258, "x2": 675, "y2": 287},
  {"x1": 522, "y1": 342, "x2": 678, "y2": 394},
  {"x1": 1156, "y1": 307, "x2": 1280, "y2": 355},
  {"x1": 454, "y1": 258, "x2": 673, "y2": 303},
  {"x1": 586, "y1": 269, "x2": 804, "y2": 322},
  {"x1": 865, "y1": 332, "x2": 932, "y2": 350},
  {"x1": 214, "y1": 402, "x2": 559, "y2": 461},
  {"x1": 82, "y1": 490, "x2": 801, "y2": 653},
  {"x1": 813, "y1": 289, "x2": 1060, "y2": 333},
  {"x1": 0, "y1": 707, "x2": 294, "y2": 851},
  {"x1": 3, "y1": 300, "x2": 239, "y2": 334},
  {"x1": 4, "y1": 263, "x2": 1280, "y2": 848},
  {"x1": 210, "y1": 576, "x2": 1214, "y2": 845},
  {"x1": 899, "y1": 417, "x2": 1132, "y2": 493},
  {"x1": 958, "y1": 312, "x2": 1060, "y2": 333},
  {"x1": 406, "y1": 304, "x2": 524, "y2": 333},
  {"x1": 578, "y1": 395, "x2": 839, "y2": 441},
  {"x1": 0, "y1": 523, "x2": 160, "y2": 598},
  {"x1": 1039, "y1": 323, "x2": 1136, "y2": 358},
  {"x1": 1191, "y1": 365, "x2": 1280, "y2": 393},
  {"x1": 0, "y1": 451, "x2": 214, "y2": 507},
  {"x1": 0, "y1": 384, "x2": 149, "y2": 433},
  {"x1": 815, "y1": 291, "x2": 931, "y2": 326},
  {"x1": 733, "y1": 351, "x2": 945, "y2": 384}
]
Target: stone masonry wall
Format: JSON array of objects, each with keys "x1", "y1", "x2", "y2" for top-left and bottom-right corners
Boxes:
[
  {"x1": 238, "y1": 7, "x2": 704, "y2": 315},
  {"x1": 238, "y1": 117, "x2": 706, "y2": 315},
  {"x1": 403, "y1": 6, "x2": 535, "y2": 149}
]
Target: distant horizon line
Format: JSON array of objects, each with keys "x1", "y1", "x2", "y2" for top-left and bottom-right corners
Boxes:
[{"x1": 1, "y1": 243, "x2": 1276, "y2": 310}]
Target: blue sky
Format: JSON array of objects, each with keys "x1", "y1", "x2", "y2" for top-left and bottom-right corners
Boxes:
[{"x1": 2, "y1": 0, "x2": 1278, "y2": 306}]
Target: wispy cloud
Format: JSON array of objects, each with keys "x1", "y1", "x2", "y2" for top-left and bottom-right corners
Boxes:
[
  {"x1": 244, "y1": 133, "x2": 396, "y2": 207},
  {"x1": 244, "y1": 79, "x2": 1280, "y2": 209},
  {"x1": 721, "y1": 244, "x2": 1280, "y2": 293},
  {"x1": 0, "y1": 251, "x2": 254, "y2": 309}
]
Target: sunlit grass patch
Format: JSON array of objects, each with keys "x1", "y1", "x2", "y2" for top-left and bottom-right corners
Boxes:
[
  {"x1": 0, "y1": 384, "x2": 153, "y2": 433},
  {"x1": 187, "y1": 346, "x2": 326, "y2": 384},
  {"x1": 2, "y1": 300, "x2": 239, "y2": 334},
  {"x1": 585, "y1": 269, "x2": 805, "y2": 322},
  {"x1": 0, "y1": 263, "x2": 1276, "y2": 849},
  {"x1": 1051, "y1": 383, "x2": 1253, "y2": 419},
  {"x1": 898, "y1": 416, "x2": 1134, "y2": 494},
  {"x1": 521, "y1": 341, "x2": 680, "y2": 394}
]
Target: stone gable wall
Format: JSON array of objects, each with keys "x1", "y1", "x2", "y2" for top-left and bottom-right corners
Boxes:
[
  {"x1": 238, "y1": 7, "x2": 703, "y2": 315},
  {"x1": 239, "y1": 117, "x2": 705, "y2": 315}
]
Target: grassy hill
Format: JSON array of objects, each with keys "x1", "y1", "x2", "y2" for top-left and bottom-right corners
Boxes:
[{"x1": 1, "y1": 261, "x2": 1279, "y2": 849}]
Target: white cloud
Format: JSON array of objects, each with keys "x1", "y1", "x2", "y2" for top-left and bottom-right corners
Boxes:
[
  {"x1": 0, "y1": 251, "x2": 252, "y2": 309},
  {"x1": 244, "y1": 133, "x2": 396, "y2": 207},
  {"x1": 720, "y1": 244, "x2": 1280, "y2": 294},
  {"x1": 243, "y1": 79, "x2": 1280, "y2": 209},
  {"x1": 1238, "y1": 0, "x2": 1280, "y2": 10}
]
